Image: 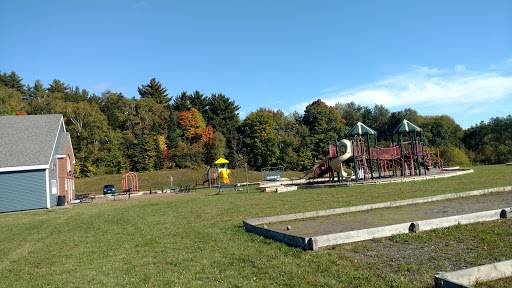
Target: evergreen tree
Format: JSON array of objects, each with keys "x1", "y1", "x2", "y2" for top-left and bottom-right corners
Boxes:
[
  {"x1": 190, "y1": 90, "x2": 208, "y2": 116},
  {"x1": 2, "y1": 72, "x2": 26, "y2": 94},
  {"x1": 206, "y1": 93, "x2": 241, "y2": 165},
  {"x1": 29, "y1": 80, "x2": 46, "y2": 99},
  {"x1": 47, "y1": 79, "x2": 69, "y2": 94},
  {"x1": 171, "y1": 90, "x2": 209, "y2": 113},
  {"x1": 172, "y1": 91, "x2": 192, "y2": 112},
  {"x1": 66, "y1": 86, "x2": 89, "y2": 102},
  {"x1": 0, "y1": 72, "x2": 7, "y2": 87},
  {"x1": 137, "y1": 78, "x2": 170, "y2": 105},
  {"x1": 206, "y1": 93, "x2": 240, "y2": 136}
]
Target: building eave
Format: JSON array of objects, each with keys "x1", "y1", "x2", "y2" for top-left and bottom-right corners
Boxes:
[{"x1": 0, "y1": 164, "x2": 49, "y2": 173}]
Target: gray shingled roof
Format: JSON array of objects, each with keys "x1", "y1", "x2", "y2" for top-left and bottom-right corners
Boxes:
[
  {"x1": 56, "y1": 131, "x2": 74, "y2": 158},
  {"x1": 0, "y1": 114, "x2": 64, "y2": 169}
]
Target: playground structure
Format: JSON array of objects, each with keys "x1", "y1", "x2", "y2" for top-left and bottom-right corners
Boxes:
[
  {"x1": 122, "y1": 171, "x2": 139, "y2": 193},
  {"x1": 307, "y1": 119, "x2": 443, "y2": 183},
  {"x1": 205, "y1": 157, "x2": 231, "y2": 189}
]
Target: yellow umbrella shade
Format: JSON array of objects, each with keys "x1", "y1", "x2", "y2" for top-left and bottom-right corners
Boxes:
[{"x1": 214, "y1": 157, "x2": 229, "y2": 165}]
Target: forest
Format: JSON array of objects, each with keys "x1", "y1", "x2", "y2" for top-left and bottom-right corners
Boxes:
[{"x1": 1, "y1": 70, "x2": 511, "y2": 177}]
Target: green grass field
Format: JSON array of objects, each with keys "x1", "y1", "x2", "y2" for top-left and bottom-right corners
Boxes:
[
  {"x1": 1, "y1": 165, "x2": 511, "y2": 287},
  {"x1": 75, "y1": 168, "x2": 303, "y2": 194}
]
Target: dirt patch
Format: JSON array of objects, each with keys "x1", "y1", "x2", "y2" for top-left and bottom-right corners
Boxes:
[{"x1": 263, "y1": 191, "x2": 512, "y2": 237}]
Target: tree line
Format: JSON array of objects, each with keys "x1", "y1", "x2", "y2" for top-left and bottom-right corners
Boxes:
[{"x1": 1, "y1": 71, "x2": 510, "y2": 177}]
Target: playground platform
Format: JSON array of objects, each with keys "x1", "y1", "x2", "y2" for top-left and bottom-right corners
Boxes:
[
  {"x1": 259, "y1": 168, "x2": 473, "y2": 191},
  {"x1": 300, "y1": 167, "x2": 472, "y2": 188}
]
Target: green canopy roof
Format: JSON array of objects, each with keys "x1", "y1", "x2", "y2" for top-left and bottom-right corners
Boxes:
[
  {"x1": 393, "y1": 119, "x2": 422, "y2": 134},
  {"x1": 347, "y1": 122, "x2": 377, "y2": 137}
]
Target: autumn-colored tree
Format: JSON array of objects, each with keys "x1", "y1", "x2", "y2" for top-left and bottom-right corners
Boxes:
[
  {"x1": 201, "y1": 125, "x2": 214, "y2": 145},
  {"x1": 158, "y1": 135, "x2": 170, "y2": 169},
  {"x1": 178, "y1": 108, "x2": 206, "y2": 142},
  {"x1": 203, "y1": 131, "x2": 226, "y2": 165}
]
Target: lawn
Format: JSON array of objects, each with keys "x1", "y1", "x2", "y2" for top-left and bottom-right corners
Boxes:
[
  {"x1": 0, "y1": 165, "x2": 511, "y2": 287},
  {"x1": 75, "y1": 168, "x2": 303, "y2": 194}
]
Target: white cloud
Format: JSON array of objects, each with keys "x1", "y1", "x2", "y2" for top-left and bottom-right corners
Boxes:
[
  {"x1": 309, "y1": 64, "x2": 512, "y2": 112},
  {"x1": 92, "y1": 83, "x2": 109, "y2": 92},
  {"x1": 454, "y1": 64, "x2": 466, "y2": 72}
]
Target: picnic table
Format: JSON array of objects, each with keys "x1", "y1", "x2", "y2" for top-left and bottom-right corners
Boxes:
[{"x1": 75, "y1": 193, "x2": 95, "y2": 203}]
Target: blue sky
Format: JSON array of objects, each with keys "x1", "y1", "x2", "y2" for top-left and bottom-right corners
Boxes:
[{"x1": 1, "y1": 0, "x2": 511, "y2": 128}]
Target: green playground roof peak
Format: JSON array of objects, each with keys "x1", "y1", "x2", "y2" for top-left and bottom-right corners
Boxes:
[
  {"x1": 347, "y1": 121, "x2": 377, "y2": 136},
  {"x1": 393, "y1": 119, "x2": 422, "y2": 134}
]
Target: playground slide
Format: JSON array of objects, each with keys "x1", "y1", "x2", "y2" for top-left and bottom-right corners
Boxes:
[
  {"x1": 329, "y1": 139, "x2": 354, "y2": 178},
  {"x1": 303, "y1": 159, "x2": 329, "y2": 178},
  {"x1": 314, "y1": 162, "x2": 331, "y2": 178},
  {"x1": 303, "y1": 139, "x2": 354, "y2": 179}
]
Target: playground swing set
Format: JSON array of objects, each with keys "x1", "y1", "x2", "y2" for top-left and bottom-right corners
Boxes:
[
  {"x1": 309, "y1": 119, "x2": 443, "y2": 183},
  {"x1": 122, "y1": 171, "x2": 139, "y2": 193}
]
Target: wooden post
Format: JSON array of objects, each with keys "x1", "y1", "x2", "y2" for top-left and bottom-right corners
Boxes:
[
  {"x1": 366, "y1": 134, "x2": 374, "y2": 180},
  {"x1": 245, "y1": 163, "x2": 249, "y2": 193},
  {"x1": 420, "y1": 131, "x2": 427, "y2": 175},
  {"x1": 352, "y1": 136, "x2": 359, "y2": 182},
  {"x1": 398, "y1": 134, "x2": 405, "y2": 177},
  {"x1": 375, "y1": 135, "x2": 382, "y2": 179},
  {"x1": 413, "y1": 131, "x2": 421, "y2": 176}
]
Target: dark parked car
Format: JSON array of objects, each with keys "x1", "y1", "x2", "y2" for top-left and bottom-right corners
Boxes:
[{"x1": 103, "y1": 184, "x2": 116, "y2": 195}]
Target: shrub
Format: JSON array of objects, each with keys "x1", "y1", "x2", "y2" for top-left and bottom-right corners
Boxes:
[{"x1": 439, "y1": 146, "x2": 471, "y2": 167}]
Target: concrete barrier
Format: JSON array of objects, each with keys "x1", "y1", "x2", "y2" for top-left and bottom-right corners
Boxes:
[
  {"x1": 260, "y1": 185, "x2": 299, "y2": 193},
  {"x1": 242, "y1": 221, "x2": 311, "y2": 250},
  {"x1": 261, "y1": 186, "x2": 279, "y2": 192},
  {"x1": 245, "y1": 185, "x2": 512, "y2": 225},
  {"x1": 435, "y1": 260, "x2": 512, "y2": 288},
  {"x1": 415, "y1": 208, "x2": 510, "y2": 232},
  {"x1": 276, "y1": 186, "x2": 298, "y2": 193},
  {"x1": 311, "y1": 223, "x2": 411, "y2": 250}
]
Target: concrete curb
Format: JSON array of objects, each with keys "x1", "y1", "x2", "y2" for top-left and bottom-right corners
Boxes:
[
  {"x1": 299, "y1": 169, "x2": 474, "y2": 189},
  {"x1": 245, "y1": 185, "x2": 512, "y2": 225},
  {"x1": 243, "y1": 221, "x2": 311, "y2": 250},
  {"x1": 310, "y1": 208, "x2": 510, "y2": 250},
  {"x1": 435, "y1": 260, "x2": 512, "y2": 288},
  {"x1": 311, "y1": 222, "x2": 411, "y2": 249}
]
